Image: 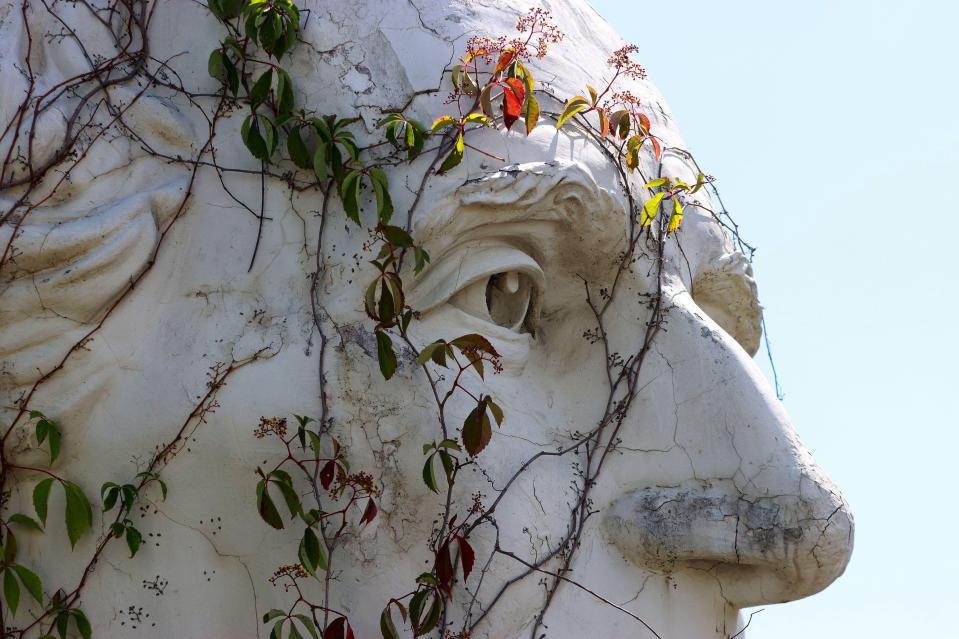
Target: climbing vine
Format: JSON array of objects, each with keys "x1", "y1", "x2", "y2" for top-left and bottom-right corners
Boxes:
[{"x1": 0, "y1": 0, "x2": 759, "y2": 638}]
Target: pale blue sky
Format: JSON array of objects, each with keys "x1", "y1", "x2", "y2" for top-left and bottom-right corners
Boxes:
[{"x1": 589, "y1": 1, "x2": 958, "y2": 636}]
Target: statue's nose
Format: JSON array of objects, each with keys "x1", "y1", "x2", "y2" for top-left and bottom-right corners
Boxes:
[{"x1": 604, "y1": 294, "x2": 854, "y2": 607}]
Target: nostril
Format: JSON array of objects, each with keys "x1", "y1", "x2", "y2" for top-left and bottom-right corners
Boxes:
[{"x1": 604, "y1": 478, "x2": 854, "y2": 607}]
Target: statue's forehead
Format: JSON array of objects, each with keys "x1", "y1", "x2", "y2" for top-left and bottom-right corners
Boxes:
[{"x1": 294, "y1": 0, "x2": 685, "y2": 148}]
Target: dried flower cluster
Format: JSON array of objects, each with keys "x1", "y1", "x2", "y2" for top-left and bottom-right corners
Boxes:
[
  {"x1": 465, "y1": 7, "x2": 564, "y2": 64},
  {"x1": 254, "y1": 416, "x2": 288, "y2": 439},
  {"x1": 607, "y1": 44, "x2": 647, "y2": 80}
]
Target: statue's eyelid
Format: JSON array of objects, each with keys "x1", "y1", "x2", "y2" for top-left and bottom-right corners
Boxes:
[{"x1": 407, "y1": 243, "x2": 545, "y2": 315}]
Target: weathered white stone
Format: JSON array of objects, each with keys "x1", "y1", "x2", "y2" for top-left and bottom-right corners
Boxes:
[{"x1": 0, "y1": 0, "x2": 853, "y2": 637}]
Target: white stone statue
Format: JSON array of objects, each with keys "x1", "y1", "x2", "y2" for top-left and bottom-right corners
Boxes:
[{"x1": 0, "y1": 0, "x2": 852, "y2": 637}]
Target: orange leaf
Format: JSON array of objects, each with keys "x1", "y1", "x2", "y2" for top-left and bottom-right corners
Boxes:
[
  {"x1": 464, "y1": 48, "x2": 488, "y2": 65},
  {"x1": 493, "y1": 49, "x2": 516, "y2": 76},
  {"x1": 598, "y1": 109, "x2": 610, "y2": 139},
  {"x1": 652, "y1": 137, "x2": 662, "y2": 161},
  {"x1": 639, "y1": 112, "x2": 651, "y2": 134}
]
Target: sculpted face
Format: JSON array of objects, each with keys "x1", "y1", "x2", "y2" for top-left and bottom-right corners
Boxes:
[{"x1": 0, "y1": 0, "x2": 852, "y2": 637}]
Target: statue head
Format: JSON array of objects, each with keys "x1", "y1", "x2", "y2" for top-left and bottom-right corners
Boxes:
[{"x1": 0, "y1": 0, "x2": 852, "y2": 637}]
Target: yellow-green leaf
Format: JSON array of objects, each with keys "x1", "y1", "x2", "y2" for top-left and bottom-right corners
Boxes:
[
  {"x1": 667, "y1": 198, "x2": 684, "y2": 233},
  {"x1": 431, "y1": 115, "x2": 456, "y2": 133},
  {"x1": 525, "y1": 95, "x2": 540, "y2": 134},
  {"x1": 641, "y1": 192, "x2": 665, "y2": 227}
]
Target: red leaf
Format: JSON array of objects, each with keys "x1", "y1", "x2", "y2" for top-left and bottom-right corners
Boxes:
[
  {"x1": 320, "y1": 460, "x2": 336, "y2": 490},
  {"x1": 324, "y1": 617, "x2": 346, "y2": 639},
  {"x1": 651, "y1": 137, "x2": 662, "y2": 161},
  {"x1": 435, "y1": 542, "x2": 454, "y2": 599},
  {"x1": 455, "y1": 535, "x2": 475, "y2": 581},
  {"x1": 501, "y1": 78, "x2": 525, "y2": 130},
  {"x1": 462, "y1": 400, "x2": 493, "y2": 457},
  {"x1": 360, "y1": 498, "x2": 378, "y2": 525}
]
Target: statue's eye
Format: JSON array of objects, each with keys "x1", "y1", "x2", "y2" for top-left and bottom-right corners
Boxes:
[
  {"x1": 408, "y1": 244, "x2": 544, "y2": 337},
  {"x1": 449, "y1": 270, "x2": 538, "y2": 334}
]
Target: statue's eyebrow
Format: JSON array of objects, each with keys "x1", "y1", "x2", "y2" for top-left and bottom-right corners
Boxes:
[
  {"x1": 412, "y1": 160, "x2": 625, "y2": 260},
  {"x1": 692, "y1": 248, "x2": 763, "y2": 357}
]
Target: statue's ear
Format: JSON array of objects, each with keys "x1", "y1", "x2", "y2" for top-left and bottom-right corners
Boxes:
[{"x1": 0, "y1": 171, "x2": 188, "y2": 389}]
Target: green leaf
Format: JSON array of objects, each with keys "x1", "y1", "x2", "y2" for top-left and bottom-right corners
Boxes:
[
  {"x1": 415, "y1": 594, "x2": 440, "y2": 636},
  {"x1": 287, "y1": 127, "x2": 311, "y2": 169},
  {"x1": 641, "y1": 192, "x2": 665, "y2": 227},
  {"x1": 56, "y1": 610, "x2": 69, "y2": 639},
  {"x1": 272, "y1": 477, "x2": 302, "y2": 519},
  {"x1": 377, "y1": 279, "x2": 395, "y2": 323},
  {"x1": 422, "y1": 455, "x2": 438, "y2": 493},
  {"x1": 409, "y1": 590, "x2": 428, "y2": 628},
  {"x1": 4, "y1": 531, "x2": 17, "y2": 564},
  {"x1": 329, "y1": 143, "x2": 345, "y2": 186},
  {"x1": 121, "y1": 484, "x2": 137, "y2": 513},
  {"x1": 102, "y1": 485, "x2": 119, "y2": 512},
  {"x1": 380, "y1": 605, "x2": 400, "y2": 639},
  {"x1": 438, "y1": 449, "x2": 455, "y2": 482},
  {"x1": 261, "y1": 117, "x2": 277, "y2": 156},
  {"x1": 292, "y1": 614, "x2": 319, "y2": 639},
  {"x1": 47, "y1": 421, "x2": 61, "y2": 464},
  {"x1": 413, "y1": 246, "x2": 430, "y2": 274},
  {"x1": 208, "y1": 49, "x2": 228, "y2": 83},
  {"x1": 298, "y1": 526, "x2": 327, "y2": 574},
  {"x1": 241, "y1": 115, "x2": 269, "y2": 161},
  {"x1": 8, "y1": 514, "x2": 42, "y2": 532},
  {"x1": 33, "y1": 478, "x2": 53, "y2": 526},
  {"x1": 376, "y1": 331, "x2": 397, "y2": 380},
  {"x1": 256, "y1": 480, "x2": 284, "y2": 530},
  {"x1": 312, "y1": 141, "x2": 328, "y2": 181},
  {"x1": 63, "y1": 482, "x2": 93, "y2": 548},
  {"x1": 438, "y1": 132, "x2": 464, "y2": 174},
  {"x1": 264, "y1": 609, "x2": 286, "y2": 623},
  {"x1": 381, "y1": 226, "x2": 412, "y2": 248},
  {"x1": 341, "y1": 170, "x2": 362, "y2": 225},
  {"x1": 406, "y1": 120, "x2": 425, "y2": 159},
  {"x1": 225, "y1": 56, "x2": 240, "y2": 95},
  {"x1": 369, "y1": 167, "x2": 393, "y2": 223},
  {"x1": 276, "y1": 68, "x2": 294, "y2": 115},
  {"x1": 250, "y1": 69, "x2": 273, "y2": 108},
  {"x1": 415, "y1": 340, "x2": 446, "y2": 367},
  {"x1": 72, "y1": 609, "x2": 92, "y2": 639},
  {"x1": 11, "y1": 564, "x2": 42, "y2": 605},
  {"x1": 125, "y1": 525, "x2": 143, "y2": 557},
  {"x1": 4, "y1": 569, "x2": 20, "y2": 616}
]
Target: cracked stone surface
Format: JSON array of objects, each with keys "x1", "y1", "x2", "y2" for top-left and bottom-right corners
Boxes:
[{"x1": 0, "y1": 0, "x2": 853, "y2": 637}]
